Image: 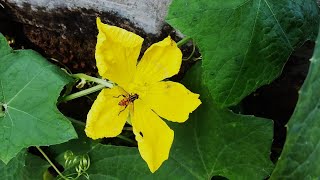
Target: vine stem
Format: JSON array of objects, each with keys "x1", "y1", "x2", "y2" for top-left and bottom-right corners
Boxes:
[
  {"x1": 36, "y1": 146, "x2": 68, "y2": 180},
  {"x1": 61, "y1": 73, "x2": 114, "y2": 102},
  {"x1": 118, "y1": 135, "x2": 136, "y2": 145},
  {"x1": 69, "y1": 118, "x2": 86, "y2": 126},
  {"x1": 177, "y1": 36, "x2": 192, "y2": 47},
  {"x1": 68, "y1": 118, "x2": 136, "y2": 145},
  {"x1": 123, "y1": 127, "x2": 133, "y2": 131},
  {"x1": 72, "y1": 73, "x2": 113, "y2": 88},
  {"x1": 61, "y1": 84, "x2": 105, "y2": 102}
]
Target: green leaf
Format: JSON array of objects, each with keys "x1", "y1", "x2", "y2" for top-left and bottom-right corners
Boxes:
[
  {"x1": 166, "y1": 0, "x2": 319, "y2": 107},
  {"x1": 0, "y1": 33, "x2": 77, "y2": 163},
  {"x1": 171, "y1": 62, "x2": 274, "y2": 179},
  {"x1": 0, "y1": 35, "x2": 12, "y2": 57},
  {"x1": 75, "y1": 62, "x2": 274, "y2": 179},
  {"x1": 0, "y1": 150, "x2": 50, "y2": 180},
  {"x1": 270, "y1": 28, "x2": 320, "y2": 179},
  {"x1": 80, "y1": 144, "x2": 211, "y2": 179}
]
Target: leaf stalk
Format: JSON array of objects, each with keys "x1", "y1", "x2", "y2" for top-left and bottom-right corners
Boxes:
[
  {"x1": 177, "y1": 36, "x2": 192, "y2": 47},
  {"x1": 36, "y1": 146, "x2": 68, "y2": 180},
  {"x1": 61, "y1": 84, "x2": 105, "y2": 102}
]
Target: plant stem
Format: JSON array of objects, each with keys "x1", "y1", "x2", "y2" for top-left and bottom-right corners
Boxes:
[
  {"x1": 117, "y1": 135, "x2": 136, "y2": 145},
  {"x1": 68, "y1": 117, "x2": 86, "y2": 127},
  {"x1": 183, "y1": 43, "x2": 196, "y2": 61},
  {"x1": 61, "y1": 84, "x2": 105, "y2": 102},
  {"x1": 68, "y1": 118, "x2": 136, "y2": 145},
  {"x1": 123, "y1": 127, "x2": 133, "y2": 131},
  {"x1": 177, "y1": 36, "x2": 192, "y2": 47},
  {"x1": 72, "y1": 73, "x2": 113, "y2": 88},
  {"x1": 36, "y1": 146, "x2": 68, "y2": 180}
]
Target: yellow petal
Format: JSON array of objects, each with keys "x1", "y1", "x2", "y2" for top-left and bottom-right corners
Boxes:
[
  {"x1": 96, "y1": 17, "x2": 144, "y2": 88},
  {"x1": 131, "y1": 100, "x2": 174, "y2": 173},
  {"x1": 142, "y1": 81, "x2": 201, "y2": 122},
  {"x1": 85, "y1": 87, "x2": 129, "y2": 139},
  {"x1": 134, "y1": 36, "x2": 182, "y2": 84}
]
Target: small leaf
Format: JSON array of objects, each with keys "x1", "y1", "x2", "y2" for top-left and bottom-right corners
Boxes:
[
  {"x1": 0, "y1": 150, "x2": 50, "y2": 180},
  {"x1": 166, "y1": 0, "x2": 319, "y2": 107},
  {"x1": 0, "y1": 35, "x2": 12, "y2": 57},
  {"x1": 270, "y1": 27, "x2": 320, "y2": 179},
  {"x1": 0, "y1": 33, "x2": 77, "y2": 163},
  {"x1": 76, "y1": 62, "x2": 274, "y2": 179}
]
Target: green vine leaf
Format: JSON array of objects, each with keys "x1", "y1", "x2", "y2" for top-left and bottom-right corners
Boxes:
[
  {"x1": 0, "y1": 35, "x2": 12, "y2": 57},
  {"x1": 72, "y1": 62, "x2": 273, "y2": 179},
  {"x1": 171, "y1": 62, "x2": 274, "y2": 179},
  {"x1": 0, "y1": 33, "x2": 77, "y2": 163},
  {"x1": 0, "y1": 150, "x2": 50, "y2": 180},
  {"x1": 166, "y1": 0, "x2": 319, "y2": 107},
  {"x1": 270, "y1": 28, "x2": 320, "y2": 179}
]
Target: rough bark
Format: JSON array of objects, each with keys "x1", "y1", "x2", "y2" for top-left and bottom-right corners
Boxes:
[{"x1": 0, "y1": 0, "x2": 177, "y2": 74}]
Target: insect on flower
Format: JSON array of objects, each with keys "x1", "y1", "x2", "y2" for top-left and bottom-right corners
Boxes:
[
  {"x1": 116, "y1": 93, "x2": 139, "y2": 115},
  {"x1": 85, "y1": 17, "x2": 201, "y2": 173}
]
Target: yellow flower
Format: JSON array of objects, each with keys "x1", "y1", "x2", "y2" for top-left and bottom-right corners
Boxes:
[{"x1": 85, "y1": 17, "x2": 201, "y2": 173}]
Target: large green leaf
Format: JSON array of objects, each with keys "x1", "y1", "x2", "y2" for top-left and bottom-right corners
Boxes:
[
  {"x1": 0, "y1": 150, "x2": 50, "y2": 180},
  {"x1": 270, "y1": 28, "x2": 320, "y2": 179},
  {"x1": 73, "y1": 62, "x2": 274, "y2": 179},
  {"x1": 170, "y1": 62, "x2": 274, "y2": 179},
  {"x1": 0, "y1": 35, "x2": 11, "y2": 57},
  {"x1": 166, "y1": 0, "x2": 319, "y2": 107},
  {"x1": 0, "y1": 33, "x2": 77, "y2": 163}
]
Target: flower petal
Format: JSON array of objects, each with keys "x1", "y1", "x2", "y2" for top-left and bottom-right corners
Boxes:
[
  {"x1": 96, "y1": 17, "x2": 144, "y2": 88},
  {"x1": 142, "y1": 81, "x2": 201, "y2": 122},
  {"x1": 134, "y1": 36, "x2": 182, "y2": 84},
  {"x1": 131, "y1": 100, "x2": 174, "y2": 173},
  {"x1": 85, "y1": 87, "x2": 129, "y2": 139}
]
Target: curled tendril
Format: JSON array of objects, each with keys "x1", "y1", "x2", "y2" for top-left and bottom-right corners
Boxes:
[{"x1": 60, "y1": 150, "x2": 90, "y2": 180}]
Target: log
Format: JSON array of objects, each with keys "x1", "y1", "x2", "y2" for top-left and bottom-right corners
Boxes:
[{"x1": 0, "y1": 0, "x2": 175, "y2": 74}]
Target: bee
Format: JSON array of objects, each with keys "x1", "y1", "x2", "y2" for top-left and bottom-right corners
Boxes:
[{"x1": 115, "y1": 93, "x2": 139, "y2": 115}]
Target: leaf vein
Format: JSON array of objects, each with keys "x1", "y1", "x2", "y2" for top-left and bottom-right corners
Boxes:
[
  {"x1": 6, "y1": 64, "x2": 53, "y2": 105},
  {"x1": 222, "y1": 0, "x2": 262, "y2": 105},
  {"x1": 263, "y1": 0, "x2": 293, "y2": 49}
]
